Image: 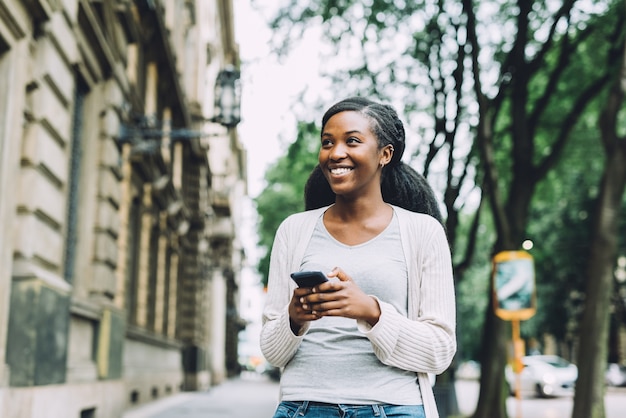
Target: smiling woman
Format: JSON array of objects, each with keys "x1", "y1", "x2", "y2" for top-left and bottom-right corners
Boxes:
[
  {"x1": 318, "y1": 110, "x2": 393, "y2": 209},
  {"x1": 304, "y1": 98, "x2": 443, "y2": 222},
  {"x1": 260, "y1": 97, "x2": 456, "y2": 418}
]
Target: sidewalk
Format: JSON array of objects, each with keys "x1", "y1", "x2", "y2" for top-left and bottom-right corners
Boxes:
[
  {"x1": 122, "y1": 374, "x2": 626, "y2": 418},
  {"x1": 122, "y1": 373, "x2": 280, "y2": 418}
]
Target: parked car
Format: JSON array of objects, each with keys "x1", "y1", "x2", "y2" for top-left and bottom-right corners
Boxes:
[
  {"x1": 606, "y1": 363, "x2": 626, "y2": 387},
  {"x1": 457, "y1": 360, "x2": 481, "y2": 380},
  {"x1": 505, "y1": 355, "x2": 578, "y2": 398}
]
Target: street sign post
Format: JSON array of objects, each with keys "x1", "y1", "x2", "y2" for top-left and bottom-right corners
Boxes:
[{"x1": 492, "y1": 250, "x2": 536, "y2": 418}]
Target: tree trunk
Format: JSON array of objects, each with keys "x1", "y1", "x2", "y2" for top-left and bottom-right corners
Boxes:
[
  {"x1": 472, "y1": 292, "x2": 509, "y2": 418},
  {"x1": 433, "y1": 368, "x2": 460, "y2": 418},
  {"x1": 572, "y1": 149, "x2": 626, "y2": 418}
]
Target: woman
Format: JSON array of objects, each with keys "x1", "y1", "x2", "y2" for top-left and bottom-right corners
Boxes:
[{"x1": 260, "y1": 97, "x2": 456, "y2": 418}]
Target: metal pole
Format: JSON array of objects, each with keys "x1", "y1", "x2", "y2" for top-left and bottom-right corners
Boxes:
[{"x1": 512, "y1": 318, "x2": 523, "y2": 418}]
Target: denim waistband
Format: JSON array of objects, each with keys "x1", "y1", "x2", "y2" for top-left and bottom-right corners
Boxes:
[{"x1": 290, "y1": 401, "x2": 384, "y2": 415}]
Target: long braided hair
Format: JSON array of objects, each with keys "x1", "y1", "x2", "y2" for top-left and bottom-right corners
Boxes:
[{"x1": 304, "y1": 97, "x2": 443, "y2": 223}]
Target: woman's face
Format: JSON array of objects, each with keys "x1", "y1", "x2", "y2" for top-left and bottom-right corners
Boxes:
[{"x1": 319, "y1": 111, "x2": 391, "y2": 200}]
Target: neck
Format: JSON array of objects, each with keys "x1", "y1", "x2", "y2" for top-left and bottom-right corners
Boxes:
[{"x1": 331, "y1": 194, "x2": 389, "y2": 221}]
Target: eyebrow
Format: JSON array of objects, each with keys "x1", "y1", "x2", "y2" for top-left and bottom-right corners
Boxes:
[{"x1": 321, "y1": 129, "x2": 363, "y2": 137}]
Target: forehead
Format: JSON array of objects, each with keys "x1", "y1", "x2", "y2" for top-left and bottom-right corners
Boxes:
[{"x1": 322, "y1": 111, "x2": 374, "y2": 134}]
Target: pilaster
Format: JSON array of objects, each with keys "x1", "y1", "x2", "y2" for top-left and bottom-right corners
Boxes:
[
  {"x1": 135, "y1": 183, "x2": 153, "y2": 328},
  {"x1": 0, "y1": 37, "x2": 29, "y2": 390},
  {"x1": 154, "y1": 212, "x2": 168, "y2": 334},
  {"x1": 167, "y1": 251, "x2": 179, "y2": 339},
  {"x1": 115, "y1": 144, "x2": 133, "y2": 310}
]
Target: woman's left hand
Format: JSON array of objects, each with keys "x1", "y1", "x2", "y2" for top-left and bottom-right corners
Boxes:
[{"x1": 303, "y1": 267, "x2": 381, "y2": 326}]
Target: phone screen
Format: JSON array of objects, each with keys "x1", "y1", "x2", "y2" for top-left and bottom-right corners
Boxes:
[{"x1": 290, "y1": 271, "x2": 328, "y2": 288}]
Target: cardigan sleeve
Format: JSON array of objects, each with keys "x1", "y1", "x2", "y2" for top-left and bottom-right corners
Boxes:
[
  {"x1": 259, "y1": 219, "x2": 302, "y2": 367},
  {"x1": 259, "y1": 214, "x2": 313, "y2": 367},
  {"x1": 356, "y1": 218, "x2": 456, "y2": 374}
]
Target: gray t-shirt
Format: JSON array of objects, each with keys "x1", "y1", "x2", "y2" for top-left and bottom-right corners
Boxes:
[{"x1": 280, "y1": 213, "x2": 423, "y2": 405}]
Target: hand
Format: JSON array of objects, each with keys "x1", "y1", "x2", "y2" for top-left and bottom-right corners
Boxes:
[
  {"x1": 288, "y1": 286, "x2": 324, "y2": 334},
  {"x1": 300, "y1": 267, "x2": 381, "y2": 326}
]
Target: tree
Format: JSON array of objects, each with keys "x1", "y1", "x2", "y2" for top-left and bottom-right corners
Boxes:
[
  {"x1": 255, "y1": 122, "x2": 320, "y2": 287},
  {"x1": 462, "y1": 2, "x2": 624, "y2": 416},
  {"x1": 573, "y1": 18, "x2": 626, "y2": 418}
]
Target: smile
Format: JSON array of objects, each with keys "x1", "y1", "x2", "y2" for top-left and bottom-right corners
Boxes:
[{"x1": 330, "y1": 167, "x2": 353, "y2": 175}]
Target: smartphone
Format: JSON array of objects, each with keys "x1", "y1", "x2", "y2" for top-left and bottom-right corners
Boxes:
[{"x1": 290, "y1": 271, "x2": 329, "y2": 288}]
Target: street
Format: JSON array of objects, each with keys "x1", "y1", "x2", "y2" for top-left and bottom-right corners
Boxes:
[
  {"x1": 456, "y1": 380, "x2": 626, "y2": 418},
  {"x1": 123, "y1": 373, "x2": 279, "y2": 418},
  {"x1": 123, "y1": 373, "x2": 626, "y2": 418}
]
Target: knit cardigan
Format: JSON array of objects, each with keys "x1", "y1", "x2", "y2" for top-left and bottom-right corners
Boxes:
[{"x1": 260, "y1": 205, "x2": 456, "y2": 418}]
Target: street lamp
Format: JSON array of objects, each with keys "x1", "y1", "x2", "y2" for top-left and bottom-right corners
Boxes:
[
  {"x1": 212, "y1": 65, "x2": 241, "y2": 128},
  {"x1": 118, "y1": 65, "x2": 242, "y2": 148}
]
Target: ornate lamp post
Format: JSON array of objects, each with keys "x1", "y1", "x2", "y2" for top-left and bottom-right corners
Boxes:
[
  {"x1": 118, "y1": 65, "x2": 241, "y2": 147},
  {"x1": 212, "y1": 65, "x2": 241, "y2": 129}
]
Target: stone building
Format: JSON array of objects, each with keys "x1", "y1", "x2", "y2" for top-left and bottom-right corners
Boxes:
[{"x1": 0, "y1": 0, "x2": 246, "y2": 417}]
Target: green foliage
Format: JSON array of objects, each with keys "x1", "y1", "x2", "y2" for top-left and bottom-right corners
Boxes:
[
  {"x1": 523, "y1": 81, "x2": 625, "y2": 353},
  {"x1": 254, "y1": 122, "x2": 321, "y2": 287},
  {"x1": 455, "y1": 207, "x2": 496, "y2": 360},
  {"x1": 457, "y1": 261, "x2": 491, "y2": 360}
]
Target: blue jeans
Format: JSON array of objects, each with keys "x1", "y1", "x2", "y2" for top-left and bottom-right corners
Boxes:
[{"x1": 272, "y1": 401, "x2": 426, "y2": 418}]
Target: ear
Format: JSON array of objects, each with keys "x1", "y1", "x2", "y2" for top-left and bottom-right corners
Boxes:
[{"x1": 380, "y1": 144, "x2": 394, "y2": 166}]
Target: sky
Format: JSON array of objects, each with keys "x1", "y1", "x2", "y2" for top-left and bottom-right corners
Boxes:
[
  {"x1": 231, "y1": 2, "x2": 330, "y2": 342},
  {"x1": 233, "y1": 1, "x2": 327, "y2": 198}
]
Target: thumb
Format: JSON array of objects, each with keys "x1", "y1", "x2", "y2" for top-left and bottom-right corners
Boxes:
[{"x1": 329, "y1": 267, "x2": 352, "y2": 282}]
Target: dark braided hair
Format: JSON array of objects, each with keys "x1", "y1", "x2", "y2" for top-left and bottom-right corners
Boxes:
[{"x1": 304, "y1": 97, "x2": 443, "y2": 223}]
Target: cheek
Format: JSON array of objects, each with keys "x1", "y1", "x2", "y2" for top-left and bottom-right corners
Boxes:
[{"x1": 318, "y1": 149, "x2": 327, "y2": 163}]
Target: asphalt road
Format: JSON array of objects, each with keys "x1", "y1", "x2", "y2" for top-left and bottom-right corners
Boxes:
[{"x1": 456, "y1": 379, "x2": 626, "y2": 418}]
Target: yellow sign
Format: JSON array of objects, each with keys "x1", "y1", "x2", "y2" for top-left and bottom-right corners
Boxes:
[{"x1": 492, "y1": 251, "x2": 536, "y2": 321}]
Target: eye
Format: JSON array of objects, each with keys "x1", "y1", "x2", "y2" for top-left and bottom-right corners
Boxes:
[{"x1": 346, "y1": 136, "x2": 361, "y2": 144}]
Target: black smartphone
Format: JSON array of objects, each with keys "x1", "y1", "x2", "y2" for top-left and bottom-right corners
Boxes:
[{"x1": 290, "y1": 271, "x2": 329, "y2": 288}]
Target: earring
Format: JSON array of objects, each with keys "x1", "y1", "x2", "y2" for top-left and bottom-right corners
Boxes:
[{"x1": 380, "y1": 162, "x2": 385, "y2": 168}]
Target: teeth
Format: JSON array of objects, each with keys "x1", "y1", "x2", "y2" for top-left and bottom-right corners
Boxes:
[{"x1": 331, "y1": 168, "x2": 352, "y2": 175}]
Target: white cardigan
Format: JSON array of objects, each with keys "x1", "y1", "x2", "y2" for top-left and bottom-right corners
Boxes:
[{"x1": 260, "y1": 205, "x2": 456, "y2": 418}]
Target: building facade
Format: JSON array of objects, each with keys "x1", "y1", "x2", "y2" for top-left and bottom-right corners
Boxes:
[{"x1": 0, "y1": 0, "x2": 246, "y2": 416}]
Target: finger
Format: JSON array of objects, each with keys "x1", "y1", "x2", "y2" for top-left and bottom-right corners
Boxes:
[
  {"x1": 313, "y1": 303, "x2": 342, "y2": 317},
  {"x1": 299, "y1": 310, "x2": 322, "y2": 321},
  {"x1": 293, "y1": 287, "x2": 314, "y2": 297},
  {"x1": 329, "y1": 267, "x2": 352, "y2": 282}
]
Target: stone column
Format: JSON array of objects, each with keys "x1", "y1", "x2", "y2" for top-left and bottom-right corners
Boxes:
[
  {"x1": 167, "y1": 251, "x2": 179, "y2": 339},
  {"x1": 154, "y1": 212, "x2": 168, "y2": 334},
  {"x1": 135, "y1": 184, "x2": 153, "y2": 328},
  {"x1": 145, "y1": 62, "x2": 158, "y2": 118},
  {"x1": 115, "y1": 143, "x2": 133, "y2": 310},
  {"x1": 0, "y1": 39, "x2": 29, "y2": 387}
]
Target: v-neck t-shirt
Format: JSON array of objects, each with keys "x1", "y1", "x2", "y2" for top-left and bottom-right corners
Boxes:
[{"x1": 279, "y1": 212, "x2": 423, "y2": 405}]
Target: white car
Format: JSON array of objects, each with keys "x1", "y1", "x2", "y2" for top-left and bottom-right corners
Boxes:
[
  {"x1": 506, "y1": 355, "x2": 577, "y2": 398},
  {"x1": 606, "y1": 363, "x2": 626, "y2": 387}
]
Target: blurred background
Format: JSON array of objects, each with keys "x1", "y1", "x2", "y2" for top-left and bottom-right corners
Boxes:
[{"x1": 0, "y1": 1, "x2": 624, "y2": 418}]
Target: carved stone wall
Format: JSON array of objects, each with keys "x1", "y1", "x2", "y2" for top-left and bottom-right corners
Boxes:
[{"x1": 0, "y1": 0, "x2": 245, "y2": 416}]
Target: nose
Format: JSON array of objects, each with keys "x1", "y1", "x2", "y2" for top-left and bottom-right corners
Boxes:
[{"x1": 329, "y1": 142, "x2": 347, "y2": 161}]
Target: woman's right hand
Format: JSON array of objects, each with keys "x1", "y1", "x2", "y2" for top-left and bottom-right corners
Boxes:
[{"x1": 288, "y1": 286, "x2": 323, "y2": 334}]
